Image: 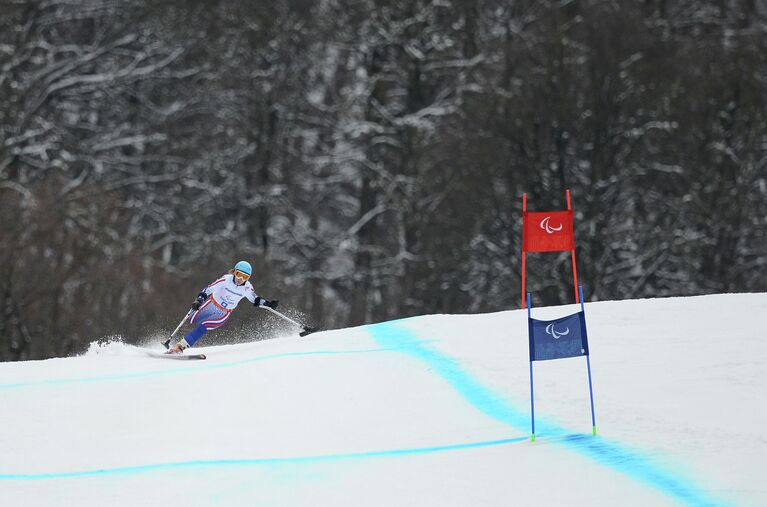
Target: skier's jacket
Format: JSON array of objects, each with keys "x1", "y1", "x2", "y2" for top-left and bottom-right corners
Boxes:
[{"x1": 200, "y1": 274, "x2": 260, "y2": 312}]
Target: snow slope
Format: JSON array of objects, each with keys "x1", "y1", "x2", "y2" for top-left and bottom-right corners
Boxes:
[{"x1": 1, "y1": 293, "x2": 765, "y2": 507}]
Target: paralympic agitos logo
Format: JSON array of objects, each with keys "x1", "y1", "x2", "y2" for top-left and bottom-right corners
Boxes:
[
  {"x1": 539, "y1": 216, "x2": 563, "y2": 234},
  {"x1": 545, "y1": 323, "x2": 570, "y2": 340}
]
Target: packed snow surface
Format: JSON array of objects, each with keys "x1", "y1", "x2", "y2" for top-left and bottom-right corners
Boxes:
[{"x1": 1, "y1": 293, "x2": 765, "y2": 506}]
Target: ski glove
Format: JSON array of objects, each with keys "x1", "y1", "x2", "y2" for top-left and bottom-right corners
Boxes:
[
  {"x1": 255, "y1": 298, "x2": 279, "y2": 309},
  {"x1": 191, "y1": 292, "x2": 208, "y2": 311}
]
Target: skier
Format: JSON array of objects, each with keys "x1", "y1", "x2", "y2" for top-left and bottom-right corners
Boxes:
[{"x1": 166, "y1": 260, "x2": 279, "y2": 354}]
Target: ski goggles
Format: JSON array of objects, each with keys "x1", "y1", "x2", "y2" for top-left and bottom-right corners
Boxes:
[{"x1": 234, "y1": 270, "x2": 251, "y2": 281}]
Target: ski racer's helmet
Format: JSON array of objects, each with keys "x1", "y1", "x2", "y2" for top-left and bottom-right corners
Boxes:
[{"x1": 234, "y1": 260, "x2": 252, "y2": 276}]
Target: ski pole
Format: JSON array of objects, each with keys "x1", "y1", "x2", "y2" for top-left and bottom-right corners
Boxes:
[
  {"x1": 163, "y1": 309, "x2": 192, "y2": 349},
  {"x1": 259, "y1": 306, "x2": 317, "y2": 337},
  {"x1": 171, "y1": 309, "x2": 192, "y2": 337}
]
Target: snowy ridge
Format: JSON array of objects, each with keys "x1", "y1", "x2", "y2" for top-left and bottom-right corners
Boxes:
[{"x1": 1, "y1": 293, "x2": 765, "y2": 506}]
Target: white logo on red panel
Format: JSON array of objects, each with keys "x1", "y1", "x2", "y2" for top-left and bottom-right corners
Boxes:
[{"x1": 539, "y1": 216, "x2": 563, "y2": 234}]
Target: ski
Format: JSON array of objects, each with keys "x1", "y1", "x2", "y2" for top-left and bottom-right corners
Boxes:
[{"x1": 144, "y1": 350, "x2": 206, "y2": 361}]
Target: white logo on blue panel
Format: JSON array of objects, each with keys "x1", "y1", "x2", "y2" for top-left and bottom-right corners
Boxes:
[{"x1": 545, "y1": 323, "x2": 570, "y2": 340}]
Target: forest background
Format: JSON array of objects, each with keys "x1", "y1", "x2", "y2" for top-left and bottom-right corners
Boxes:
[{"x1": 1, "y1": 0, "x2": 765, "y2": 360}]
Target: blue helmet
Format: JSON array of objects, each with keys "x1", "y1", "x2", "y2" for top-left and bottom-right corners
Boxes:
[{"x1": 234, "y1": 260, "x2": 252, "y2": 276}]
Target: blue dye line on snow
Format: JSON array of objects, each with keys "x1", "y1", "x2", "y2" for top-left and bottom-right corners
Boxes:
[
  {"x1": 0, "y1": 348, "x2": 392, "y2": 390},
  {"x1": 365, "y1": 319, "x2": 731, "y2": 507},
  {"x1": 0, "y1": 436, "x2": 529, "y2": 480}
]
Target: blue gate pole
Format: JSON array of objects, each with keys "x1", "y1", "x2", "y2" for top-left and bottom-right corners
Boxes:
[
  {"x1": 527, "y1": 292, "x2": 535, "y2": 441},
  {"x1": 579, "y1": 286, "x2": 597, "y2": 436}
]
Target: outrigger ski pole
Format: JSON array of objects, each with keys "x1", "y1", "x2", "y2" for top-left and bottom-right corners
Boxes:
[
  {"x1": 162, "y1": 309, "x2": 192, "y2": 349},
  {"x1": 259, "y1": 306, "x2": 318, "y2": 337}
]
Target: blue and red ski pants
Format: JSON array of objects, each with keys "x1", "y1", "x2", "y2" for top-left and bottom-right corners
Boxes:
[{"x1": 183, "y1": 298, "x2": 232, "y2": 347}]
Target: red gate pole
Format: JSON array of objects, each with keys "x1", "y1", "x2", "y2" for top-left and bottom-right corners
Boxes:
[
  {"x1": 566, "y1": 189, "x2": 580, "y2": 304},
  {"x1": 521, "y1": 193, "x2": 527, "y2": 308}
]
